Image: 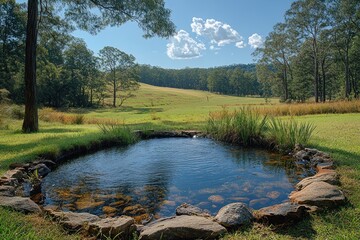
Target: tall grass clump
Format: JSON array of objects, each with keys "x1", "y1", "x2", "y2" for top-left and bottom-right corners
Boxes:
[
  {"x1": 268, "y1": 117, "x2": 316, "y2": 152},
  {"x1": 98, "y1": 124, "x2": 138, "y2": 145},
  {"x1": 206, "y1": 107, "x2": 267, "y2": 145}
]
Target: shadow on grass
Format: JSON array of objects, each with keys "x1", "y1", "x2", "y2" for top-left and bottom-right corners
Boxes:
[
  {"x1": 39, "y1": 127, "x2": 85, "y2": 134},
  {"x1": 273, "y1": 216, "x2": 317, "y2": 239},
  {"x1": 92, "y1": 106, "x2": 164, "y2": 114}
]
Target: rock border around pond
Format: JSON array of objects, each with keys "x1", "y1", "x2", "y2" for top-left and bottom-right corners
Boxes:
[{"x1": 0, "y1": 131, "x2": 347, "y2": 239}]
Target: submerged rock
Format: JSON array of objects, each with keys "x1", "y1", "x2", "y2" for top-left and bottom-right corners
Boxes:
[
  {"x1": 176, "y1": 203, "x2": 211, "y2": 217},
  {"x1": 208, "y1": 195, "x2": 224, "y2": 203},
  {"x1": 0, "y1": 196, "x2": 41, "y2": 214},
  {"x1": 214, "y1": 202, "x2": 253, "y2": 228},
  {"x1": 290, "y1": 181, "x2": 346, "y2": 208},
  {"x1": 88, "y1": 216, "x2": 135, "y2": 240},
  {"x1": 255, "y1": 202, "x2": 308, "y2": 225},
  {"x1": 139, "y1": 215, "x2": 227, "y2": 240}
]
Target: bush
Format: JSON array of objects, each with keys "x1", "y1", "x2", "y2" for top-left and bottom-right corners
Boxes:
[
  {"x1": 72, "y1": 114, "x2": 85, "y2": 125},
  {"x1": 98, "y1": 124, "x2": 138, "y2": 145},
  {"x1": 206, "y1": 107, "x2": 267, "y2": 146}
]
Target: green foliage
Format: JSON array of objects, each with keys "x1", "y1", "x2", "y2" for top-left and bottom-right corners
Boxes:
[
  {"x1": 98, "y1": 124, "x2": 138, "y2": 145},
  {"x1": 72, "y1": 114, "x2": 84, "y2": 125},
  {"x1": 267, "y1": 117, "x2": 316, "y2": 152},
  {"x1": 206, "y1": 108, "x2": 267, "y2": 146}
]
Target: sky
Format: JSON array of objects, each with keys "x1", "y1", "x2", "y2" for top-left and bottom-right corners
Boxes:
[{"x1": 19, "y1": 0, "x2": 295, "y2": 69}]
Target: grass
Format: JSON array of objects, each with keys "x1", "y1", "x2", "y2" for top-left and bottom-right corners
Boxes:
[{"x1": 1, "y1": 84, "x2": 360, "y2": 239}]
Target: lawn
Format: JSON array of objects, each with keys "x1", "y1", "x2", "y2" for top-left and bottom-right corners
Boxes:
[{"x1": 0, "y1": 84, "x2": 359, "y2": 239}]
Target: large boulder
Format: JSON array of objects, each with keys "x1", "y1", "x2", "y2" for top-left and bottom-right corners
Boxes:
[
  {"x1": 255, "y1": 202, "x2": 308, "y2": 225},
  {"x1": 88, "y1": 216, "x2": 135, "y2": 239},
  {"x1": 296, "y1": 170, "x2": 340, "y2": 190},
  {"x1": 176, "y1": 203, "x2": 211, "y2": 217},
  {"x1": 290, "y1": 181, "x2": 346, "y2": 208},
  {"x1": 46, "y1": 210, "x2": 99, "y2": 232},
  {"x1": 0, "y1": 196, "x2": 41, "y2": 214},
  {"x1": 139, "y1": 215, "x2": 227, "y2": 240},
  {"x1": 214, "y1": 202, "x2": 253, "y2": 228}
]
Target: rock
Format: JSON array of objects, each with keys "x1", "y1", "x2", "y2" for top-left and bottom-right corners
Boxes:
[
  {"x1": 0, "y1": 196, "x2": 41, "y2": 214},
  {"x1": 176, "y1": 203, "x2": 211, "y2": 217},
  {"x1": 0, "y1": 185, "x2": 15, "y2": 197},
  {"x1": 75, "y1": 194, "x2": 105, "y2": 210},
  {"x1": 208, "y1": 195, "x2": 224, "y2": 203},
  {"x1": 123, "y1": 204, "x2": 146, "y2": 215},
  {"x1": 255, "y1": 202, "x2": 309, "y2": 225},
  {"x1": 290, "y1": 181, "x2": 346, "y2": 208},
  {"x1": 88, "y1": 216, "x2": 135, "y2": 240},
  {"x1": 102, "y1": 206, "x2": 117, "y2": 215},
  {"x1": 214, "y1": 202, "x2": 253, "y2": 228},
  {"x1": 32, "y1": 160, "x2": 56, "y2": 169},
  {"x1": 139, "y1": 215, "x2": 227, "y2": 240},
  {"x1": 249, "y1": 198, "x2": 269, "y2": 208},
  {"x1": 133, "y1": 213, "x2": 151, "y2": 224},
  {"x1": 296, "y1": 170, "x2": 340, "y2": 190},
  {"x1": 162, "y1": 200, "x2": 176, "y2": 206},
  {"x1": 47, "y1": 210, "x2": 99, "y2": 232},
  {"x1": 29, "y1": 164, "x2": 51, "y2": 178},
  {"x1": 266, "y1": 191, "x2": 281, "y2": 199},
  {"x1": 9, "y1": 163, "x2": 30, "y2": 170},
  {"x1": 316, "y1": 162, "x2": 334, "y2": 171},
  {"x1": 3, "y1": 169, "x2": 25, "y2": 180}
]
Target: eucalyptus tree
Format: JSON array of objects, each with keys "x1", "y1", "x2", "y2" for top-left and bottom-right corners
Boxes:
[
  {"x1": 99, "y1": 46, "x2": 137, "y2": 107},
  {"x1": 330, "y1": 0, "x2": 360, "y2": 99},
  {"x1": 285, "y1": 0, "x2": 330, "y2": 102},
  {"x1": 0, "y1": 0, "x2": 26, "y2": 93},
  {"x1": 22, "y1": 0, "x2": 176, "y2": 132}
]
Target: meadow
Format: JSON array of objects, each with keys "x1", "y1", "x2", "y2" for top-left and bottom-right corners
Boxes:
[{"x1": 0, "y1": 84, "x2": 360, "y2": 239}]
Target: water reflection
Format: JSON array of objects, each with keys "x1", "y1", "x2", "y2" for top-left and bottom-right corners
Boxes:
[{"x1": 42, "y1": 138, "x2": 311, "y2": 222}]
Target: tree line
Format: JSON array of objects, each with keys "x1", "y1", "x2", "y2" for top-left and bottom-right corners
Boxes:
[
  {"x1": 255, "y1": 0, "x2": 360, "y2": 102},
  {"x1": 139, "y1": 64, "x2": 261, "y2": 96}
]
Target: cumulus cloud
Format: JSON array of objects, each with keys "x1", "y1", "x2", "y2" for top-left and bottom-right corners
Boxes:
[
  {"x1": 191, "y1": 17, "x2": 244, "y2": 48},
  {"x1": 248, "y1": 33, "x2": 263, "y2": 48},
  {"x1": 166, "y1": 30, "x2": 206, "y2": 60}
]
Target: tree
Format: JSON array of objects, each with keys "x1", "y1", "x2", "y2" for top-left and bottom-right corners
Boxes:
[
  {"x1": 99, "y1": 46, "x2": 137, "y2": 107},
  {"x1": 22, "y1": 0, "x2": 176, "y2": 132}
]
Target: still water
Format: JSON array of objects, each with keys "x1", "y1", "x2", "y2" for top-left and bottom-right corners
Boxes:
[{"x1": 42, "y1": 138, "x2": 308, "y2": 222}]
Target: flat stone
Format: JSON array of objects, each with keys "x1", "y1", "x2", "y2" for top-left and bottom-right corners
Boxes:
[
  {"x1": 176, "y1": 203, "x2": 211, "y2": 217},
  {"x1": 296, "y1": 170, "x2": 340, "y2": 190},
  {"x1": 255, "y1": 202, "x2": 309, "y2": 225},
  {"x1": 102, "y1": 206, "x2": 117, "y2": 215},
  {"x1": 0, "y1": 196, "x2": 41, "y2": 214},
  {"x1": 290, "y1": 181, "x2": 346, "y2": 208},
  {"x1": 47, "y1": 210, "x2": 100, "y2": 232},
  {"x1": 3, "y1": 169, "x2": 25, "y2": 180},
  {"x1": 316, "y1": 162, "x2": 334, "y2": 171},
  {"x1": 214, "y1": 202, "x2": 253, "y2": 228},
  {"x1": 0, "y1": 185, "x2": 15, "y2": 197},
  {"x1": 139, "y1": 215, "x2": 227, "y2": 240},
  {"x1": 208, "y1": 195, "x2": 224, "y2": 203},
  {"x1": 88, "y1": 216, "x2": 135, "y2": 239}
]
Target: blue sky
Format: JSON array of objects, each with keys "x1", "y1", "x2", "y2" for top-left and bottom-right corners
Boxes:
[{"x1": 19, "y1": 0, "x2": 295, "y2": 69}]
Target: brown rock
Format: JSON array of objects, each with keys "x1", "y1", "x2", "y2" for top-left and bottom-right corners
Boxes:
[
  {"x1": 208, "y1": 195, "x2": 224, "y2": 203},
  {"x1": 139, "y1": 215, "x2": 227, "y2": 240},
  {"x1": 75, "y1": 194, "x2": 104, "y2": 210},
  {"x1": 316, "y1": 162, "x2": 334, "y2": 171},
  {"x1": 3, "y1": 169, "x2": 25, "y2": 180},
  {"x1": 255, "y1": 202, "x2": 309, "y2": 225},
  {"x1": 88, "y1": 216, "x2": 135, "y2": 239},
  {"x1": 0, "y1": 196, "x2": 41, "y2": 214},
  {"x1": 296, "y1": 170, "x2": 340, "y2": 190},
  {"x1": 266, "y1": 191, "x2": 281, "y2": 199},
  {"x1": 123, "y1": 204, "x2": 146, "y2": 215},
  {"x1": 102, "y1": 206, "x2": 117, "y2": 215},
  {"x1": 290, "y1": 181, "x2": 346, "y2": 208}
]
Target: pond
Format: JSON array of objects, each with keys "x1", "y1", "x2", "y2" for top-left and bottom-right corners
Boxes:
[{"x1": 42, "y1": 138, "x2": 310, "y2": 222}]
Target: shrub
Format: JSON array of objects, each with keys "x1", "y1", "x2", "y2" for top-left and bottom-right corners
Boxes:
[
  {"x1": 206, "y1": 107, "x2": 267, "y2": 146},
  {"x1": 267, "y1": 117, "x2": 316, "y2": 152},
  {"x1": 98, "y1": 124, "x2": 138, "y2": 145},
  {"x1": 72, "y1": 114, "x2": 85, "y2": 125}
]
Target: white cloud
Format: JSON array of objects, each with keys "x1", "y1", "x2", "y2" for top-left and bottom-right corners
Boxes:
[
  {"x1": 166, "y1": 30, "x2": 206, "y2": 60},
  {"x1": 235, "y1": 41, "x2": 245, "y2": 49},
  {"x1": 191, "y1": 17, "x2": 244, "y2": 48},
  {"x1": 248, "y1": 33, "x2": 263, "y2": 48}
]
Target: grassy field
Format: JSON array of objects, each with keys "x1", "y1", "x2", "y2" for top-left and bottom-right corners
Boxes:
[{"x1": 1, "y1": 84, "x2": 360, "y2": 239}]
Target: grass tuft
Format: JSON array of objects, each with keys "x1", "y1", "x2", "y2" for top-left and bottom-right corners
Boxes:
[{"x1": 98, "y1": 124, "x2": 138, "y2": 145}]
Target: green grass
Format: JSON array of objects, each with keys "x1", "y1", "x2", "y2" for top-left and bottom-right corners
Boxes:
[{"x1": 1, "y1": 84, "x2": 360, "y2": 239}]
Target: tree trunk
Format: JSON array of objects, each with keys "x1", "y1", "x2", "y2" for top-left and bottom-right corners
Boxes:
[
  {"x1": 321, "y1": 57, "x2": 326, "y2": 102},
  {"x1": 22, "y1": 0, "x2": 38, "y2": 133},
  {"x1": 113, "y1": 69, "x2": 116, "y2": 107}
]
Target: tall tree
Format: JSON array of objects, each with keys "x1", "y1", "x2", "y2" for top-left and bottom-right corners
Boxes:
[
  {"x1": 22, "y1": 0, "x2": 175, "y2": 132},
  {"x1": 99, "y1": 46, "x2": 136, "y2": 107}
]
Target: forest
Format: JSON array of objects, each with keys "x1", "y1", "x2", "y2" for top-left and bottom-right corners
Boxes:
[{"x1": 1, "y1": 0, "x2": 360, "y2": 108}]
